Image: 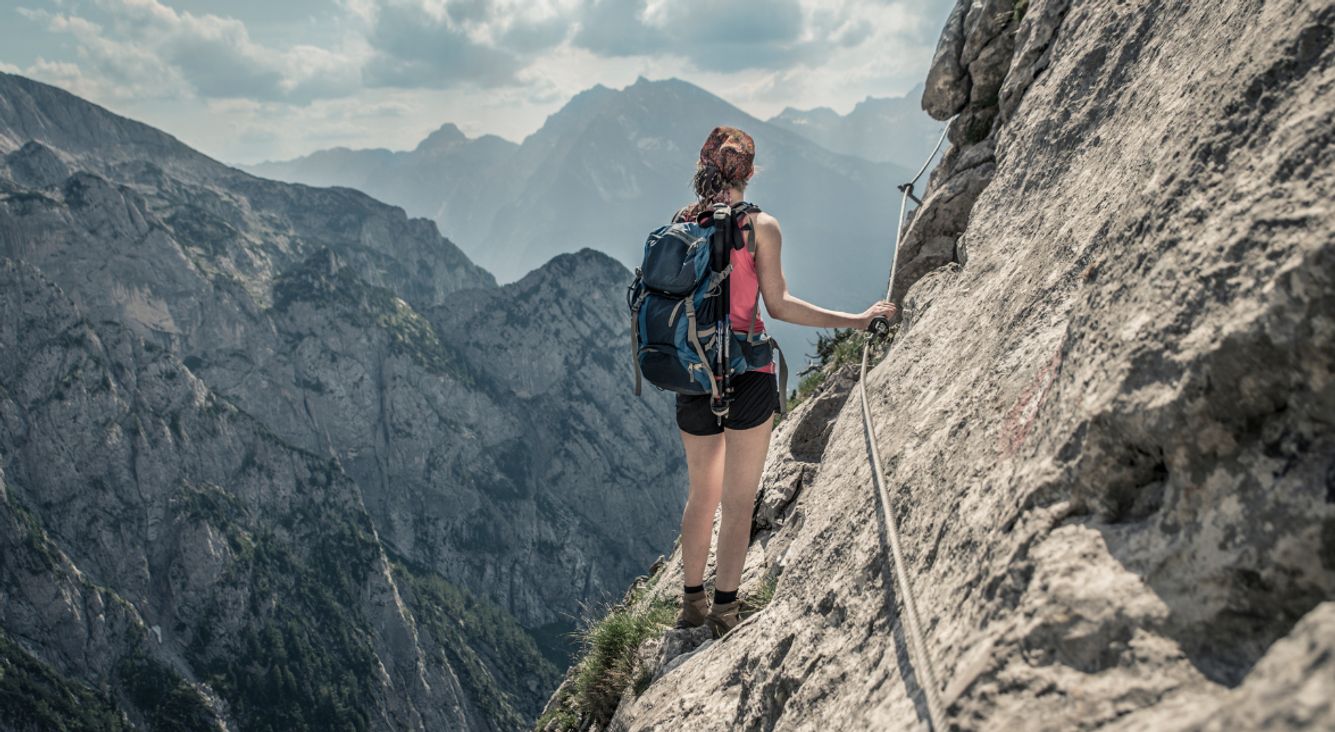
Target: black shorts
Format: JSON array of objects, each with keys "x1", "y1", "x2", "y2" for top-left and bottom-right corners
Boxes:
[{"x1": 676, "y1": 371, "x2": 779, "y2": 436}]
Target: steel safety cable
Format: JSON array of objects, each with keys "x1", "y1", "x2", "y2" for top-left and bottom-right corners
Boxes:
[{"x1": 860, "y1": 119, "x2": 952, "y2": 731}]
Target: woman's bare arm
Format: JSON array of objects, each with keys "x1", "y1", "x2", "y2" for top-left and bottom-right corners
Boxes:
[{"x1": 752, "y1": 212, "x2": 895, "y2": 329}]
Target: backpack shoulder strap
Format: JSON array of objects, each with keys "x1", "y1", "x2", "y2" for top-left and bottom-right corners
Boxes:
[{"x1": 736, "y1": 203, "x2": 761, "y2": 254}]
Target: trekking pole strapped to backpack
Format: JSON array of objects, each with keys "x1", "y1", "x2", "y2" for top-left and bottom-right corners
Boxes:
[{"x1": 711, "y1": 203, "x2": 735, "y2": 421}]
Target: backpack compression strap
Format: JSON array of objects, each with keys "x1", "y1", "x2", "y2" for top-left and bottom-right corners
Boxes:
[{"x1": 629, "y1": 282, "x2": 644, "y2": 396}]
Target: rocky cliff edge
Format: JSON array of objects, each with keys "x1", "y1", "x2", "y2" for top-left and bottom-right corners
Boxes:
[{"x1": 541, "y1": 0, "x2": 1335, "y2": 729}]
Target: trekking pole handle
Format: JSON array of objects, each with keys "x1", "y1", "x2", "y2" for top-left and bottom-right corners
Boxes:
[{"x1": 867, "y1": 315, "x2": 892, "y2": 338}]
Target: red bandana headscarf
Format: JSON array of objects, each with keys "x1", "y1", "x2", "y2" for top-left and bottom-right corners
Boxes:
[
  {"x1": 678, "y1": 126, "x2": 755, "y2": 222},
  {"x1": 699, "y1": 126, "x2": 755, "y2": 184}
]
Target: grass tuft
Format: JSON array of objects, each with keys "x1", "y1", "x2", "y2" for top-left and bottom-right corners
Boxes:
[
  {"x1": 571, "y1": 600, "x2": 675, "y2": 724},
  {"x1": 540, "y1": 599, "x2": 675, "y2": 730},
  {"x1": 740, "y1": 576, "x2": 778, "y2": 621},
  {"x1": 534, "y1": 707, "x2": 580, "y2": 731},
  {"x1": 538, "y1": 575, "x2": 786, "y2": 730}
]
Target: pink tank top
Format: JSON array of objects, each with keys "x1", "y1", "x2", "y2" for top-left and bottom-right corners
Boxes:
[
  {"x1": 673, "y1": 207, "x2": 774, "y2": 374},
  {"x1": 728, "y1": 213, "x2": 776, "y2": 374}
]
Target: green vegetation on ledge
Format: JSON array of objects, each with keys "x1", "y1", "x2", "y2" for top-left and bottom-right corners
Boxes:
[
  {"x1": 114, "y1": 649, "x2": 214, "y2": 731},
  {"x1": 538, "y1": 572, "x2": 780, "y2": 732},
  {"x1": 739, "y1": 576, "x2": 777, "y2": 619},
  {"x1": 271, "y1": 249, "x2": 472, "y2": 383},
  {"x1": 393, "y1": 562, "x2": 562, "y2": 728},
  {"x1": 0, "y1": 630, "x2": 129, "y2": 731},
  {"x1": 788, "y1": 327, "x2": 894, "y2": 412}
]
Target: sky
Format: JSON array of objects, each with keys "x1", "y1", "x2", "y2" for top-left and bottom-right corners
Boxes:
[{"x1": 0, "y1": 0, "x2": 957, "y2": 164}]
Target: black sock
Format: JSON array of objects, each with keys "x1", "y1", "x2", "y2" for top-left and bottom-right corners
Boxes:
[
  {"x1": 714, "y1": 588, "x2": 738, "y2": 605},
  {"x1": 684, "y1": 584, "x2": 705, "y2": 595}
]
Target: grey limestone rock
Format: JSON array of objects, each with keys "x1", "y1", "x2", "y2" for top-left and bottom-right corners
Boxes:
[
  {"x1": 924, "y1": 0, "x2": 973, "y2": 120},
  {"x1": 653, "y1": 626, "x2": 714, "y2": 682},
  {"x1": 0, "y1": 258, "x2": 483, "y2": 729},
  {"x1": 902, "y1": 0, "x2": 1073, "y2": 306}
]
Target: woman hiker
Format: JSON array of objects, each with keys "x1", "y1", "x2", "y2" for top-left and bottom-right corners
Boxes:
[{"x1": 672, "y1": 126, "x2": 896, "y2": 636}]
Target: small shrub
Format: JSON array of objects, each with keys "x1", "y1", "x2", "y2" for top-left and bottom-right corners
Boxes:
[
  {"x1": 787, "y1": 328, "x2": 883, "y2": 412},
  {"x1": 534, "y1": 706, "x2": 580, "y2": 731},
  {"x1": 0, "y1": 631, "x2": 130, "y2": 731}
]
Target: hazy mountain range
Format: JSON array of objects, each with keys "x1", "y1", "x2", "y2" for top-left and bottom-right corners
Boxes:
[
  {"x1": 767, "y1": 83, "x2": 946, "y2": 169},
  {"x1": 0, "y1": 71, "x2": 684, "y2": 729},
  {"x1": 248, "y1": 77, "x2": 940, "y2": 357}
]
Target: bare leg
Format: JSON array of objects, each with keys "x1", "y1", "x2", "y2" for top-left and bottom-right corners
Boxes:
[
  {"x1": 679, "y1": 430, "x2": 725, "y2": 588},
  {"x1": 714, "y1": 419, "x2": 774, "y2": 593}
]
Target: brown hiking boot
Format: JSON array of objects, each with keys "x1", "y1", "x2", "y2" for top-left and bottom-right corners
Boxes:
[
  {"x1": 705, "y1": 600, "x2": 740, "y2": 638},
  {"x1": 675, "y1": 590, "x2": 709, "y2": 629}
]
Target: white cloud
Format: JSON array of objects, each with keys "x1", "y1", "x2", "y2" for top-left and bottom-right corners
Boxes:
[
  {"x1": 358, "y1": 0, "x2": 576, "y2": 89},
  {"x1": 573, "y1": 0, "x2": 951, "y2": 76},
  {"x1": 696, "y1": 0, "x2": 954, "y2": 118},
  {"x1": 13, "y1": 0, "x2": 952, "y2": 109},
  {"x1": 25, "y1": 0, "x2": 365, "y2": 103},
  {"x1": 13, "y1": 9, "x2": 186, "y2": 100},
  {"x1": 2, "y1": 0, "x2": 958, "y2": 163}
]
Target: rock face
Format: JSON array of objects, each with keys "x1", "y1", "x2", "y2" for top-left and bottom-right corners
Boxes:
[
  {"x1": 0, "y1": 259, "x2": 495, "y2": 730},
  {"x1": 549, "y1": 0, "x2": 1335, "y2": 729},
  {"x1": 897, "y1": 0, "x2": 1072, "y2": 305},
  {"x1": 0, "y1": 71, "x2": 685, "y2": 728}
]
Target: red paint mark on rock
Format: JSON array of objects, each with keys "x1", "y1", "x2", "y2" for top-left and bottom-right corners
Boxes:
[{"x1": 1000, "y1": 348, "x2": 1063, "y2": 457}]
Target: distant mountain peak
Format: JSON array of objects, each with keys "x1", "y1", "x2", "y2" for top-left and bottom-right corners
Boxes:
[
  {"x1": 0, "y1": 72, "x2": 206, "y2": 169},
  {"x1": 644, "y1": 76, "x2": 712, "y2": 94},
  {"x1": 765, "y1": 82, "x2": 944, "y2": 168},
  {"x1": 414, "y1": 122, "x2": 468, "y2": 153},
  {"x1": 526, "y1": 247, "x2": 627, "y2": 283},
  {"x1": 772, "y1": 105, "x2": 841, "y2": 126}
]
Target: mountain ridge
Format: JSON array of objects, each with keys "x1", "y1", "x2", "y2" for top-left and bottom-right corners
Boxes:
[
  {"x1": 247, "y1": 75, "x2": 918, "y2": 357},
  {"x1": 766, "y1": 83, "x2": 947, "y2": 170},
  {"x1": 0, "y1": 71, "x2": 208, "y2": 170},
  {"x1": 0, "y1": 70, "x2": 684, "y2": 728}
]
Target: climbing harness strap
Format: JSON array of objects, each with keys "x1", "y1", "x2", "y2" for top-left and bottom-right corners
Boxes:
[{"x1": 860, "y1": 119, "x2": 952, "y2": 731}]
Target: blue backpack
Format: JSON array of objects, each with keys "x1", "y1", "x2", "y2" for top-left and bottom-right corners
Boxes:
[{"x1": 628, "y1": 202, "x2": 787, "y2": 418}]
